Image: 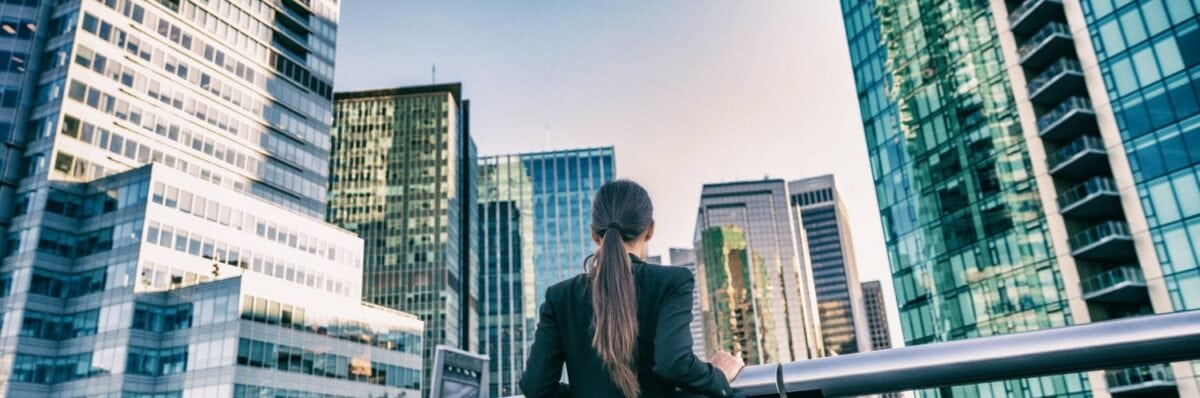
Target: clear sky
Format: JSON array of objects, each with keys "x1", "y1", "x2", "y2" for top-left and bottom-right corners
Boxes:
[{"x1": 334, "y1": 1, "x2": 903, "y2": 346}]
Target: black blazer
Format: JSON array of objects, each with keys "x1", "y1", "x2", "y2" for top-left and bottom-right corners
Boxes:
[{"x1": 519, "y1": 256, "x2": 734, "y2": 398}]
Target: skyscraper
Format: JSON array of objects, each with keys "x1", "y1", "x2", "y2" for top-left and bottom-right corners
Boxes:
[
  {"x1": 476, "y1": 147, "x2": 615, "y2": 397},
  {"x1": 861, "y1": 280, "x2": 892, "y2": 352},
  {"x1": 841, "y1": 0, "x2": 1198, "y2": 395},
  {"x1": 328, "y1": 83, "x2": 478, "y2": 393},
  {"x1": 669, "y1": 247, "x2": 707, "y2": 360},
  {"x1": 0, "y1": 0, "x2": 425, "y2": 396},
  {"x1": 694, "y1": 180, "x2": 823, "y2": 364},
  {"x1": 788, "y1": 175, "x2": 869, "y2": 356}
]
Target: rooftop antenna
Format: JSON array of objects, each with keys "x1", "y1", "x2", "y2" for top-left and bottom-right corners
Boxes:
[{"x1": 431, "y1": 63, "x2": 436, "y2": 84}]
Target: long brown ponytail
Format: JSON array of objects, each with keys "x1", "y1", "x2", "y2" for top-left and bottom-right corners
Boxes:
[{"x1": 589, "y1": 180, "x2": 653, "y2": 398}]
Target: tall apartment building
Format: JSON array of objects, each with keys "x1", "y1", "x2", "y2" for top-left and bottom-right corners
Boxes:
[
  {"x1": 328, "y1": 83, "x2": 478, "y2": 393},
  {"x1": 476, "y1": 147, "x2": 614, "y2": 397},
  {"x1": 841, "y1": 0, "x2": 1199, "y2": 395},
  {"x1": 0, "y1": 0, "x2": 426, "y2": 396},
  {"x1": 694, "y1": 180, "x2": 823, "y2": 364},
  {"x1": 861, "y1": 280, "x2": 892, "y2": 351},
  {"x1": 788, "y1": 175, "x2": 870, "y2": 356},
  {"x1": 668, "y1": 247, "x2": 707, "y2": 360}
]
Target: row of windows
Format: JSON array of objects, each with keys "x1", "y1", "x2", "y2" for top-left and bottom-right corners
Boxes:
[
  {"x1": 0, "y1": 271, "x2": 10, "y2": 297},
  {"x1": 0, "y1": 18, "x2": 36, "y2": 40},
  {"x1": 132, "y1": 302, "x2": 192, "y2": 332},
  {"x1": 19, "y1": 309, "x2": 100, "y2": 341},
  {"x1": 1130, "y1": 113, "x2": 1200, "y2": 183},
  {"x1": 236, "y1": 338, "x2": 420, "y2": 389},
  {"x1": 150, "y1": 181, "x2": 356, "y2": 265},
  {"x1": 232, "y1": 384, "x2": 354, "y2": 398},
  {"x1": 25, "y1": 268, "x2": 107, "y2": 300},
  {"x1": 240, "y1": 294, "x2": 422, "y2": 354},
  {"x1": 179, "y1": 0, "x2": 273, "y2": 64},
  {"x1": 127, "y1": 346, "x2": 188, "y2": 376},
  {"x1": 11, "y1": 353, "x2": 98, "y2": 384},
  {"x1": 0, "y1": 50, "x2": 27, "y2": 73},
  {"x1": 35, "y1": 221, "x2": 142, "y2": 259},
  {"x1": 0, "y1": 85, "x2": 20, "y2": 109},
  {"x1": 139, "y1": 260, "x2": 213, "y2": 290},
  {"x1": 143, "y1": 221, "x2": 353, "y2": 297},
  {"x1": 84, "y1": 0, "x2": 332, "y2": 148},
  {"x1": 72, "y1": 38, "x2": 328, "y2": 174},
  {"x1": 62, "y1": 74, "x2": 323, "y2": 201}
]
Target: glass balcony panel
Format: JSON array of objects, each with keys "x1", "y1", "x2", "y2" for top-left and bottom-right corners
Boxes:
[
  {"x1": 1057, "y1": 177, "x2": 1121, "y2": 218},
  {"x1": 1069, "y1": 221, "x2": 1134, "y2": 260},
  {"x1": 1018, "y1": 22, "x2": 1075, "y2": 68},
  {"x1": 1009, "y1": 0, "x2": 1065, "y2": 35},
  {"x1": 1048, "y1": 135, "x2": 1109, "y2": 179},
  {"x1": 1038, "y1": 97, "x2": 1097, "y2": 142},
  {"x1": 1080, "y1": 266, "x2": 1147, "y2": 303},
  {"x1": 1028, "y1": 58, "x2": 1086, "y2": 105},
  {"x1": 1106, "y1": 364, "x2": 1176, "y2": 395}
]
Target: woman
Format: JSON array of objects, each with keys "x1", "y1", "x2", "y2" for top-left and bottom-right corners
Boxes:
[{"x1": 520, "y1": 180, "x2": 745, "y2": 397}]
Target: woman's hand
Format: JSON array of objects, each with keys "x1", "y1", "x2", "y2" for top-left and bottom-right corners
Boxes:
[{"x1": 710, "y1": 350, "x2": 745, "y2": 382}]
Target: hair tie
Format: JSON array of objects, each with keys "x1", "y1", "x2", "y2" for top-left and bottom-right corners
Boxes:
[{"x1": 607, "y1": 222, "x2": 622, "y2": 231}]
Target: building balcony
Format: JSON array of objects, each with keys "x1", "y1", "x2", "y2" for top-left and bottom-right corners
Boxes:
[
  {"x1": 1069, "y1": 221, "x2": 1134, "y2": 260},
  {"x1": 1010, "y1": 0, "x2": 1064, "y2": 35},
  {"x1": 1018, "y1": 22, "x2": 1075, "y2": 69},
  {"x1": 1106, "y1": 364, "x2": 1176, "y2": 395},
  {"x1": 1048, "y1": 135, "x2": 1109, "y2": 179},
  {"x1": 1028, "y1": 58, "x2": 1085, "y2": 105},
  {"x1": 1038, "y1": 97, "x2": 1096, "y2": 142},
  {"x1": 1081, "y1": 266, "x2": 1147, "y2": 303},
  {"x1": 1058, "y1": 177, "x2": 1121, "y2": 218}
]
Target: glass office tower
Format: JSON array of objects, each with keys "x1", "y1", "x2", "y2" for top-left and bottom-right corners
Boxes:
[
  {"x1": 694, "y1": 180, "x2": 822, "y2": 364},
  {"x1": 476, "y1": 147, "x2": 614, "y2": 397},
  {"x1": 842, "y1": 0, "x2": 1199, "y2": 395},
  {"x1": 669, "y1": 247, "x2": 707, "y2": 360},
  {"x1": 788, "y1": 175, "x2": 869, "y2": 356},
  {"x1": 861, "y1": 280, "x2": 892, "y2": 352},
  {"x1": 0, "y1": 0, "x2": 425, "y2": 396},
  {"x1": 1073, "y1": 0, "x2": 1200, "y2": 394},
  {"x1": 328, "y1": 83, "x2": 479, "y2": 395}
]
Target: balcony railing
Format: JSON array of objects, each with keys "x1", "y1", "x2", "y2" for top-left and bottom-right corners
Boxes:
[
  {"x1": 1038, "y1": 97, "x2": 1096, "y2": 141},
  {"x1": 1018, "y1": 22, "x2": 1074, "y2": 68},
  {"x1": 1028, "y1": 58, "x2": 1085, "y2": 105},
  {"x1": 1106, "y1": 364, "x2": 1176, "y2": 395},
  {"x1": 1048, "y1": 135, "x2": 1108, "y2": 178},
  {"x1": 1069, "y1": 220, "x2": 1134, "y2": 260},
  {"x1": 1081, "y1": 266, "x2": 1147, "y2": 303},
  {"x1": 1009, "y1": 0, "x2": 1064, "y2": 34},
  {"x1": 1058, "y1": 176, "x2": 1120, "y2": 218}
]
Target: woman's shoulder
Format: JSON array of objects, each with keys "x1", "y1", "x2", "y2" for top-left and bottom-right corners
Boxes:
[
  {"x1": 635, "y1": 262, "x2": 693, "y2": 282},
  {"x1": 544, "y1": 272, "x2": 590, "y2": 301}
]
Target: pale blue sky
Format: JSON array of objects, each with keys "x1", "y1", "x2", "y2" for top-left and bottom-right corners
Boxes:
[{"x1": 334, "y1": 1, "x2": 902, "y2": 345}]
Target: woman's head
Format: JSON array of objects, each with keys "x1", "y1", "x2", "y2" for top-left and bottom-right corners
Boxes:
[{"x1": 588, "y1": 180, "x2": 653, "y2": 398}]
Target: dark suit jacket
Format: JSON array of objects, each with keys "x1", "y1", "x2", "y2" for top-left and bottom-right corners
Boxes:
[{"x1": 519, "y1": 257, "x2": 734, "y2": 398}]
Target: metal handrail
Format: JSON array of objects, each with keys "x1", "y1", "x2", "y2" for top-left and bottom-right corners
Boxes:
[
  {"x1": 1038, "y1": 97, "x2": 1094, "y2": 132},
  {"x1": 1018, "y1": 22, "x2": 1072, "y2": 60},
  {"x1": 1057, "y1": 176, "x2": 1118, "y2": 210},
  {"x1": 1068, "y1": 220, "x2": 1130, "y2": 250},
  {"x1": 1028, "y1": 58, "x2": 1083, "y2": 95},
  {"x1": 1081, "y1": 266, "x2": 1145, "y2": 295},
  {"x1": 730, "y1": 310, "x2": 1200, "y2": 396},
  {"x1": 1047, "y1": 135, "x2": 1105, "y2": 169}
]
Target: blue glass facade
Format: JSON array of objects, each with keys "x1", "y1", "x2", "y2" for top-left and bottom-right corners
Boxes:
[
  {"x1": 476, "y1": 147, "x2": 615, "y2": 397},
  {"x1": 1080, "y1": 0, "x2": 1200, "y2": 313},
  {"x1": 841, "y1": 0, "x2": 1091, "y2": 395}
]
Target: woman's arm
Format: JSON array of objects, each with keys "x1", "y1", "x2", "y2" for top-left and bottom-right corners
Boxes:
[
  {"x1": 652, "y1": 270, "x2": 735, "y2": 397},
  {"x1": 519, "y1": 289, "x2": 567, "y2": 397}
]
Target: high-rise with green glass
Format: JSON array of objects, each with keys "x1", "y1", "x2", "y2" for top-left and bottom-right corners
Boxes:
[
  {"x1": 328, "y1": 83, "x2": 478, "y2": 395},
  {"x1": 841, "y1": 0, "x2": 1199, "y2": 395},
  {"x1": 475, "y1": 147, "x2": 615, "y2": 397}
]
